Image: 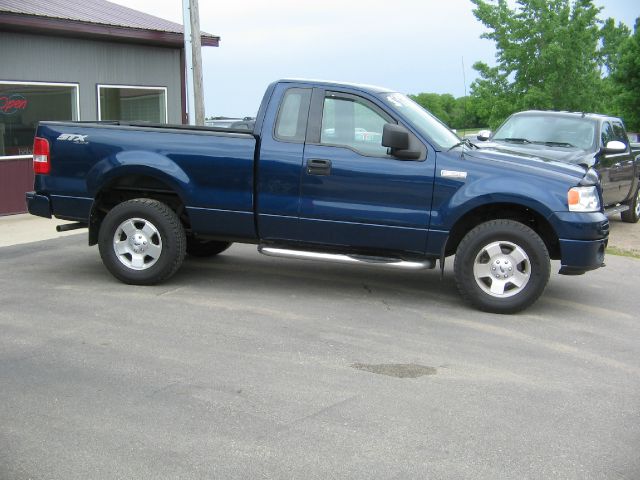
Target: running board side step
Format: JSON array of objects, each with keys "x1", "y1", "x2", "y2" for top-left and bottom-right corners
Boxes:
[
  {"x1": 258, "y1": 246, "x2": 435, "y2": 270},
  {"x1": 604, "y1": 204, "x2": 629, "y2": 217}
]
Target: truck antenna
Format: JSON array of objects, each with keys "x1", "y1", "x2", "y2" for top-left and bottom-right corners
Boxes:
[{"x1": 462, "y1": 56, "x2": 468, "y2": 137}]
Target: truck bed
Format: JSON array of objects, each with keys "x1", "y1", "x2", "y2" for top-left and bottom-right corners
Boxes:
[{"x1": 34, "y1": 121, "x2": 258, "y2": 240}]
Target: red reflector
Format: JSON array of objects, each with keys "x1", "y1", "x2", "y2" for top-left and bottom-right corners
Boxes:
[{"x1": 33, "y1": 137, "x2": 50, "y2": 175}]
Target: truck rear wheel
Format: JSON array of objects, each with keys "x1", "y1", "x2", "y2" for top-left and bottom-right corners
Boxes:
[
  {"x1": 98, "y1": 199, "x2": 186, "y2": 285},
  {"x1": 454, "y1": 220, "x2": 550, "y2": 314},
  {"x1": 621, "y1": 185, "x2": 640, "y2": 223},
  {"x1": 186, "y1": 237, "x2": 232, "y2": 257}
]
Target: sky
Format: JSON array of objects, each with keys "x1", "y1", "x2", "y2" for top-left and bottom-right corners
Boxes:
[{"x1": 109, "y1": 0, "x2": 638, "y2": 118}]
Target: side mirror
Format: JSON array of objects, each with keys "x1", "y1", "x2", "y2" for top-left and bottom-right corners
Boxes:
[
  {"x1": 382, "y1": 123, "x2": 410, "y2": 150},
  {"x1": 602, "y1": 140, "x2": 627, "y2": 154},
  {"x1": 476, "y1": 130, "x2": 491, "y2": 141},
  {"x1": 382, "y1": 124, "x2": 421, "y2": 160}
]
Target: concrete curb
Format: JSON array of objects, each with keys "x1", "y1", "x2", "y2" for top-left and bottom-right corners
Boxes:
[{"x1": 0, "y1": 214, "x2": 83, "y2": 248}]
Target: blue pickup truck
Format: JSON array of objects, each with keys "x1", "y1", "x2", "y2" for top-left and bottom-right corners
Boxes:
[{"x1": 26, "y1": 79, "x2": 609, "y2": 313}]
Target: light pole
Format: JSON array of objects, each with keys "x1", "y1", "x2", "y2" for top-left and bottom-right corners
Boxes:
[{"x1": 182, "y1": 0, "x2": 204, "y2": 125}]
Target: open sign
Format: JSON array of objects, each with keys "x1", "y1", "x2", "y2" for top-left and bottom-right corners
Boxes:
[{"x1": 0, "y1": 94, "x2": 28, "y2": 115}]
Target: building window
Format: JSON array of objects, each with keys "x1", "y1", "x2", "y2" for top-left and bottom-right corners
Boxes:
[
  {"x1": 98, "y1": 85, "x2": 167, "y2": 123},
  {"x1": 0, "y1": 81, "x2": 79, "y2": 159}
]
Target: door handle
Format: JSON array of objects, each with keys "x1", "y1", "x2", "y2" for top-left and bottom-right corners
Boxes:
[{"x1": 307, "y1": 158, "x2": 332, "y2": 176}]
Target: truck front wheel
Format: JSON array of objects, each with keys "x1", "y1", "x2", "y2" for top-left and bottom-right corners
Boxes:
[
  {"x1": 98, "y1": 199, "x2": 186, "y2": 285},
  {"x1": 621, "y1": 185, "x2": 640, "y2": 223},
  {"x1": 454, "y1": 220, "x2": 550, "y2": 313}
]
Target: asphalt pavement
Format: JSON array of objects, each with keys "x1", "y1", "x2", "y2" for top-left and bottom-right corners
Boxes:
[{"x1": 1, "y1": 229, "x2": 639, "y2": 479}]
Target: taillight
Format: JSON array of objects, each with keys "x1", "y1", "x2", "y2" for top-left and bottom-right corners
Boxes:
[{"x1": 33, "y1": 137, "x2": 50, "y2": 175}]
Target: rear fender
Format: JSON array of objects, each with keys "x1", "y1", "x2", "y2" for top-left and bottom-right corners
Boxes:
[
  {"x1": 86, "y1": 151, "x2": 190, "y2": 245},
  {"x1": 86, "y1": 150, "x2": 190, "y2": 199}
]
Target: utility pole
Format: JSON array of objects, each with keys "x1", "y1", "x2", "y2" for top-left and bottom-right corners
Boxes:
[{"x1": 182, "y1": 0, "x2": 204, "y2": 125}]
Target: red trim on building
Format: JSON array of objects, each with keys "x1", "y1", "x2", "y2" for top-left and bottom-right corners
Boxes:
[{"x1": 0, "y1": 159, "x2": 34, "y2": 215}]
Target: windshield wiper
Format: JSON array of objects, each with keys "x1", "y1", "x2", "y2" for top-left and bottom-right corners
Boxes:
[
  {"x1": 447, "y1": 138, "x2": 479, "y2": 151},
  {"x1": 540, "y1": 141, "x2": 576, "y2": 148},
  {"x1": 495, "y1": 137, "x2": 532, "y2": 144}
]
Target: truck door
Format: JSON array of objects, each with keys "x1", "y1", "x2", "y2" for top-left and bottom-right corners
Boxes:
[
  {"x1": 256, "y1": 86, "x2": 312, "y2": 242},
  {"x1": 611, "y1": 121, "x2": 634, "y2": 200},
  {"x1": 599, "y1": 121, "x2": 632, "y2": 206},
  {"x1": 297, "y1": 90, "x2": 434, "y2": 254}
]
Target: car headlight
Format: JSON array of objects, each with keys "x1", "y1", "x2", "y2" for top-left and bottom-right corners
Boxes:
[{"x1": 568, "y1": 186, "x2": 600, "y2": 212}]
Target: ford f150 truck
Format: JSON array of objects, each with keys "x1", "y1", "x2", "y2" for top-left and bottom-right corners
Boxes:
[
  {"x1": 474, "y1": 110, "x2": 640, "y2": 222},
  {"x1": 26, "y1": 80, "x2": 609, "y2": 313}
]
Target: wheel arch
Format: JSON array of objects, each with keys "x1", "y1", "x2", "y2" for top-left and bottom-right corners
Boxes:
[
  {"x1": 444, "y1": 202, "x2": 560, "y2": 260},
  {"x1": 88, "y1": 173, "x2": 190, "y2": 246}
]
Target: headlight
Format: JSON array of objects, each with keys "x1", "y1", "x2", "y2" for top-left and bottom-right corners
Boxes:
[{"x1": 568, "y1": 186, "x2": 600, "y2": 212}]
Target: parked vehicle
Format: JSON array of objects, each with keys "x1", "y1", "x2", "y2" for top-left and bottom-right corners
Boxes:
[
  {"x1": 229, "y1": 119, "x2": 255, "y2": 131},
  {"x1": 474, "y1": 111, "x2": 640, "y2": 223},
  {"x1": 203, "y1": 118, "x2": 239, "y2": 128},
  {"x1": 26, "y1": 80, "x2": 610, "y2": 313}
]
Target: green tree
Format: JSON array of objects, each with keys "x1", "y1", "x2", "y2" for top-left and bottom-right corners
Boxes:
[
  {"x1": 470, "y1": 0, "x2": 605, "y2": 128},
  {"x1": 409, "y1": 93, "x2": 485, "y2": 129},
  {"x1": 466, "y1": 62, "x2": 514, "y2": 127},
  {"x1": 409, "y1": 92, "x2": 456, "y2": 125},
  {"x1": 610, "y1": 18, "x2": 640, "y2": 130},
  {"x1": 600, "y1": 18, "x2": 631, "y2": 74}
]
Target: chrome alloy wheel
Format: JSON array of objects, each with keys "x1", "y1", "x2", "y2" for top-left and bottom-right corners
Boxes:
[
  {"x1": 473, "y1": 240, "x2": 531, "y2": 298},
  {"x1": 112, "y1": 218, "x2": 162, "y2": 271},
  {"x1": 635, "y1": 189, "x2": 640, "y2": 217}
]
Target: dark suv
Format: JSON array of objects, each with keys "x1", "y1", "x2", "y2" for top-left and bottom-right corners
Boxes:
[{"x1": 476, "y1": 111, "x2": 640, "y2": 222}]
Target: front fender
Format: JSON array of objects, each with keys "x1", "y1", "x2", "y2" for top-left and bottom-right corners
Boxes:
[{"x1": 431, "y1": 174, "x2": 567, "y2": 233}]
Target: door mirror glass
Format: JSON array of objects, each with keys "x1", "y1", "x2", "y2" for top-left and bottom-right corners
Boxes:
[
  {"x1": 603, "y1": 140, "x2": 626, "y2": 154},
  {"x1": 382, "y1": 124, "x2": 421, "y2": 160},
  {"x1": 476, "y1": 130, "x2": 491, "y2": 141},
  {"x1": 382, "y1": 123, "x2": 410, "y2": 150}
]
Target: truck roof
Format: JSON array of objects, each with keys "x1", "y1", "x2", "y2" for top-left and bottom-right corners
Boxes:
[
  {"x1": 512, "y1": 110, "x2": 621, "y2": 123},
  {"x1": 277, "y1": 78, "x2": 395, "y2": 94}
]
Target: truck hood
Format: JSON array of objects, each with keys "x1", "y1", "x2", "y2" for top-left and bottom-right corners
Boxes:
[
  {"x1": 464, "y1": 143, "x2": 588, "y2": 181},
  {"x1": 475, "y1": 141, "x2": 596, "y2": 169}
]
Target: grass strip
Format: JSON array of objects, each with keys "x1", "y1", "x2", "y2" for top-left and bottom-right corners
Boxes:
[{"x1": 607, "y1": 245, "x2": 640, "y2": 259}]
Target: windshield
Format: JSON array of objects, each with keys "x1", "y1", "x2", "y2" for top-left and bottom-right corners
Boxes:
[
  {"x1": 493, "y1": 114, "x2": 597, "y2": 150},
  {"x1": 379, "y1": 93, "x2": 460, "y2": 150}
]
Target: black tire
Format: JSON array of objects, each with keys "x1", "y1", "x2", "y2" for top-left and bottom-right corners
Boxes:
[
  {"x1": 621, "y1": 184, "x2": 640, "y2": 223},
  {"x1": 186, "y1": 237, "x2": 232, "y2": 257},
  {"x1": 453, "y1": 220, "x2": 550, "y2": 314},
  {"x1": 98, "y1": 199, "x2": 186, "y2": 285}
]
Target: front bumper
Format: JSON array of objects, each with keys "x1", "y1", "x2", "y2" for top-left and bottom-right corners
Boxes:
[
  {"x1": 25, "y1": 191, "x2": 51, "y2": 218},
  {"x1": 558, "y1": 238, "x2": 607, "y2": 275},
  {"x1": 548, "y1": 211, "x2": 608, "y2": 275}
]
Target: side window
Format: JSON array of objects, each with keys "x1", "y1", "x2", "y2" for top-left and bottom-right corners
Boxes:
[
  {"x1": 601, "y1": 122, "x2": 615, "y2": 147},
  {"x1": 320, "y1": 94, "x2": 391, "y2": 157},
  {"x1": 612, "y1": 122, "x2": 628, "y2": 145},
  {"x1": 274, "y1": 88, "x2": 312, "y2": 143}
]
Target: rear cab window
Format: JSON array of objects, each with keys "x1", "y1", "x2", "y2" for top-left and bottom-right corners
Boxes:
[{"x1": 274, "y1": 88, "x2": 312, "y2": 143}]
